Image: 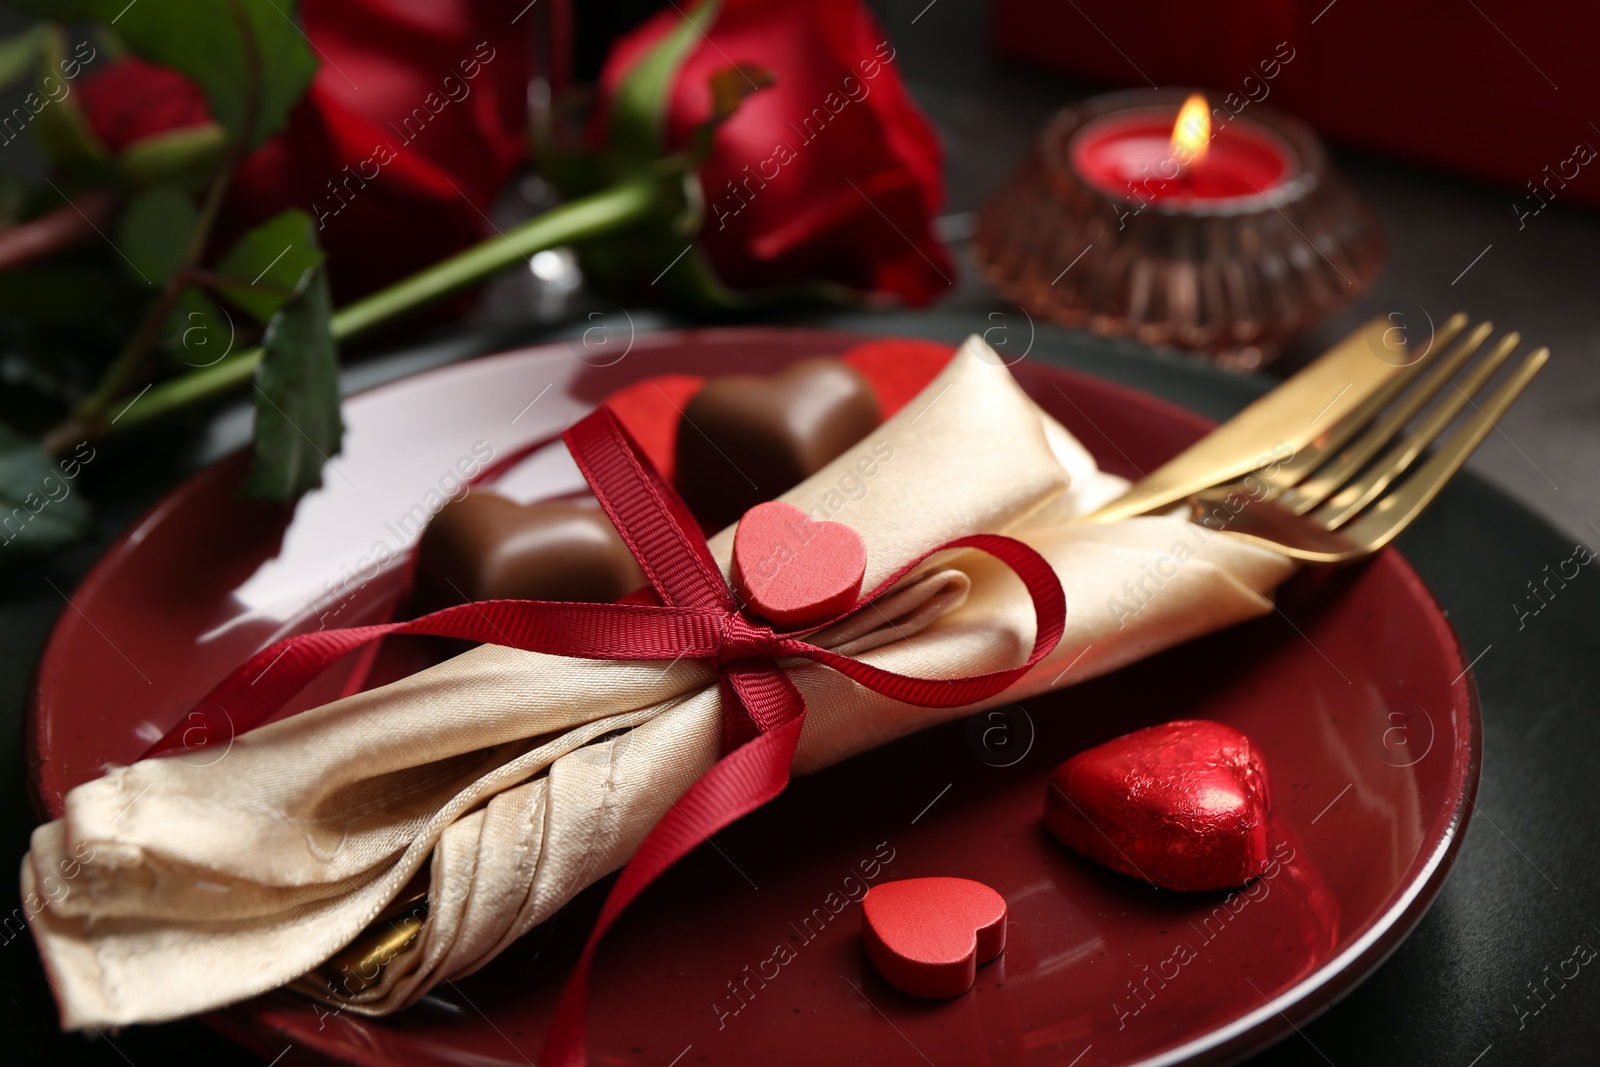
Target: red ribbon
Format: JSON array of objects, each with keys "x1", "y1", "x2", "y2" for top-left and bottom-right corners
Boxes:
[{"x1": 145, "y1": 406, "x2": 1065, "y2": 1064}]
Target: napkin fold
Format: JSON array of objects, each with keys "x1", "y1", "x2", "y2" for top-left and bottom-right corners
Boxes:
[{"x1": 23, "y1": 336, "x2": 1295, "y2": 1028}]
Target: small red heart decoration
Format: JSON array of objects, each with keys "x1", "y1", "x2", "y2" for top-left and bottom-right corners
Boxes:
[
  {"x1": 731, "y1": 500, "x2": 865, "y2": 629},
  {"x1": 1044, "y1": 720, "x2": 1272, "y2": 892},
  {"x1": 861, "y1": 877, "x2": 1007, "y2": 998}
]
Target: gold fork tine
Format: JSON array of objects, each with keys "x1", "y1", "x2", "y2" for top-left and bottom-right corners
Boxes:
[
  {"x1": 1336, "y1": 347, "x2": 1548, "y2": 554},
  {"x1": 1260, "y1": 312, "x2": 1472, "y2": 491},
  {"x1": 1189, "y1": 334, "x2": 1546, "y2": 564},
  {"x1": 1278, "y1": 319, "x2": 1496, "y2": 513},
  {"x1": 1314, "y1": 331, "x2": 1523, "y2": 527}
]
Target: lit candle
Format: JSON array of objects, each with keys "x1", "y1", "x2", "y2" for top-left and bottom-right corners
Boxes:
[
  {"x1": 976, "y1": 88, "x2": 1383, "y2": 370},
  {"x1": 1069, "y1": 93, "x2": 1293, "y2": 204}
]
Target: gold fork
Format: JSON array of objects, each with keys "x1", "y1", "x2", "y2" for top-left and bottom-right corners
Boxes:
[{"x1": 1191, "y1": 323, "x2": 1546, "y2": 563}]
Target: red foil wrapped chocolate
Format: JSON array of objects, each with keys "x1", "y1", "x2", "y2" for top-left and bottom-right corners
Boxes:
[{"x1": 1044, "y1": 719, "x2": 1272, "y2": 891}]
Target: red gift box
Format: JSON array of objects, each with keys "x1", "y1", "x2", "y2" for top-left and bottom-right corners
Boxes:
[{"x1": 992, "y1": 0, "x2": 1600, "y2": 212}]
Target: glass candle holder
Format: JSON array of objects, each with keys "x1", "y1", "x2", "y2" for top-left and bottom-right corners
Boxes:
[{"x1": 974, "y1": 89, "x2": 1384, "y2": 372}]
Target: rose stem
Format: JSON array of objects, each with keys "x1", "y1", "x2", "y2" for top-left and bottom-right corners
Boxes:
[
  {"x1": 82, "y1": 174, "x2": 661, "y2": 445},
  {"x1": 42, "y1": 3, "x2": 263, "y2": 457},
  {"x1": 0, "y1": 189, "x2": 115, "y2": 271}
]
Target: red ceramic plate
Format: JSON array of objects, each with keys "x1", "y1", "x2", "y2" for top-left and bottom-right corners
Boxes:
[{"x1": 28, "y1": 329, "x2": 1478, "y2": 1067}]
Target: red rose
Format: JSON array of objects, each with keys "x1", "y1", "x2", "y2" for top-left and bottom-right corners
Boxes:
[
  {"x1": 601, "y1": 0, "x2": 952, "y2": 305},
  {"x1": 75, "y1": 56, "x2": 213, "y2": 153},
  {"x1": 78, "y1": 0, "x2": 530, "y2": 301}
]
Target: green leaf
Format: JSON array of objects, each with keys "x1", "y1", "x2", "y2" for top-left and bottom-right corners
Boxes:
[
  {"x1": 0, "y1": 25, "x2": 44, "y2": 91},
  {"x1": 213, "y1": 209, "x2": 323, "y2": 323},
  {"x1": 117, "y1": 185, "x2": 198, "y2": 285},
  {"x1": 121, "y1": 0, "x2": 317, "y2": 150},
  {"x1": 117, "y1": 122, "x2": 228, "y2": 191},
  {"x1": 14, "y1": 0, "x2": 319, "y2": 151},
  {"x1": 91, "y1": 21, "x2": 130, "y2": 63},
  {"x1": 0, "y1": 421, "x2": 94, "y2": 559},
  {"x1": 241, "y1": 262, "x2": 342, "y2": 501},
  {"x1": 609, "y1": 0, "x2": 721, "y2": 165},
  {"x1": 31, "y1": 26, "x2": 109, "y2": 172},
  {"x1": 161, "y1": 286, "x2": 236, "y2": 370}
]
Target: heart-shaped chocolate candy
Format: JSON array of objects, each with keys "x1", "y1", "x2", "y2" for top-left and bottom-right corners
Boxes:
[
  {"x1": 1044, "y1": 720, "x2": 1272, "y2": 892},
  {"x1": 675, "y1": 357, "x2": 880, "y2": 530},
  {"x1": 731, "y1": 500, "x2": 866, "y2": 628},
  {"x1": 416, "y1": 492, "x2": 644, "y2": 608},
  {"x1": 861, "y1": 877, "x2": 1008, "y2": 998}
]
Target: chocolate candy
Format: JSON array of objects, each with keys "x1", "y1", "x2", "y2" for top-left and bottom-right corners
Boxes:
[
  {"x1": 1044, "y1": 720, "x2": 1272, "y2": 892},
  {"x1": 675, "y1": 357, "x2": 881, "y2": 530},
  {"x1": 416, "y1": 492, "x2": 644, "y2": 608}
]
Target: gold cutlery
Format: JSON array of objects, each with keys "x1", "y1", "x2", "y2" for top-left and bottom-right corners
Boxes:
[
  {"x1": 1079, "y1": 314, "x2": 1429, "y2": 525},
  {"x1": 1192, "y1": 325, "x2": 1546, "y2": 562}
]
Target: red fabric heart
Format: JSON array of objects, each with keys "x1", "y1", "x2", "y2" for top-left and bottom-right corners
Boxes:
[
  {"x1": 841, "y1": 338, "x2": 956, "y2": 418},
  {"x1": 861, "y1": 877, "x2": 1007, "y2": 998},
  {"x1": 1044, "y1": 720, "x2": 1272, "y2": 892},
  {"x1": 599, "y1": 373, "x2": 707, "y2": 486},
  {"x1": 731, "y1": 501, "x2": 866, "y2": 629}
]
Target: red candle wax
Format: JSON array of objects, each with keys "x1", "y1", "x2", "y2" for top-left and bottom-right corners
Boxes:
[{"x1": 1070, "y1": 107, "x2": 1294, "y2": 204}]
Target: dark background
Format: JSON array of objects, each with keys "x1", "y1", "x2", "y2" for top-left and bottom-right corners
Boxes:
[{"x1": 2, "y1": 1, "x2": 1597, "y2": 1064}]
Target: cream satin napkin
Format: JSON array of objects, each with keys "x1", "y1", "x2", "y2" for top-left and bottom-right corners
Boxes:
[{"x1": 23, "y1": 336, "x2": 1295, "y2": 1029}]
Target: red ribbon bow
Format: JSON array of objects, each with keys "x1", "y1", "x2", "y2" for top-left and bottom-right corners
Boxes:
[{"x1": 146, "y1": 406, "x2": 1065, "y2": 1065}]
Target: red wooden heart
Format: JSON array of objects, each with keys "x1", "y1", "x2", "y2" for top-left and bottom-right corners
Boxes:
[
  {"x1": 1044, "y1": 719, "x2": 1272, "y2": 892},
  {"x1": 731, "y1": 500, "x2": 865, "y2": 629},
  {"x1": 861, "y1": 877, "x2": 1008, "y2": 998}
]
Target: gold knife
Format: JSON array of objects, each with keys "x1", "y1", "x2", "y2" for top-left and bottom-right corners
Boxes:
[{"x1": 1077, "y1": 315, "x2": 1428, "y2": 524}]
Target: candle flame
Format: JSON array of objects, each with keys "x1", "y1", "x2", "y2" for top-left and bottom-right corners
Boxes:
[{"x1": 1171, "y1": 93, "x2": 1210, "y2": 165}]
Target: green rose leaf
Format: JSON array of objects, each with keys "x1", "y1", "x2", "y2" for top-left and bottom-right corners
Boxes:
[
  {"x1": 118, "y1": 0, "x2": 317, "y2": 150},
  {"x1": 0, "y1": 420, "x2": 94, "y2": 560},
  {"x1": 30, "y1": 26, "x2": 108, "y2": 172},
  {"x1": 213, "y1": 208, "x2": 323, "y2": 323},
  {"x1": 0, "y1": 25, "x2": 44, "y2": 91},
  {"x1": 162, "y1": 286, "x2": 235, "y2": 371},
  {"x1": 117, "y1": 185, "x2": 198, "y2": 286},
  {"x1": 241, "y1": 260, "x2": 343, "y2": 501},
  {"x1": 609, "y1": 0, "x2": 721, "y2": 166}
]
